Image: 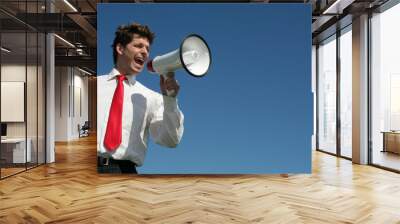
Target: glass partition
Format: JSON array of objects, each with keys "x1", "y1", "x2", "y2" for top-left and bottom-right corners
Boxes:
[
  {"x1": 1, "y1": 30, "x2": 28, "y2": 178},
  {"x1": 27, "y1": 31, "x2": 38, "y2": 169},
  {"x1": 38, "y1": 31, "x2": 45, "y2": 165},
  {"x1": 0, "y1": 0, "x2": 46, "y2": 179}
]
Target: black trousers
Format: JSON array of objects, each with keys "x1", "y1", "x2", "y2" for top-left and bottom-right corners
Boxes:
[{"x1": 97, "y1": 157, "x2": 137, "y2": 174}]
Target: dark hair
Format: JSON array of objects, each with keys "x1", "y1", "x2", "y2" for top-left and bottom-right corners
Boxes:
[{"x1": 112, "y1": 23, "x2": 155, "y2": 65}]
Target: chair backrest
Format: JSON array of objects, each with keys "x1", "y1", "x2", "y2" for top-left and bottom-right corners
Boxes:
[{"x1": 82, "y1": 121, "x2": 90, "y2": 129}]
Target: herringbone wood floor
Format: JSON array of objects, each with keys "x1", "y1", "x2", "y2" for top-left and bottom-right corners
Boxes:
[{"x1": 1, "y1": 134, "x2": 400, "y2": 223}]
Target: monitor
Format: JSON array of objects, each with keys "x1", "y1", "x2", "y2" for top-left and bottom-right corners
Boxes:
[{"x1": 1, "y1": 123, "x2": 7, "y2": 137}]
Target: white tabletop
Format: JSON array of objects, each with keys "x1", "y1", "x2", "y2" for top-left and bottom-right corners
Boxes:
[{"x1": 1, "y1": 138, "x2": 26, "y2": 143}]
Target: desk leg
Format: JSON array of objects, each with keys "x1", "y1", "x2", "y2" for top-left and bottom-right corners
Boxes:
[{"x1": 382, "y1": 133, "x2": 386, "y2": 153}]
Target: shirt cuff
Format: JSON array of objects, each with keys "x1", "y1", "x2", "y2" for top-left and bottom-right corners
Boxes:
[{"x1": 163, "y1": 95, "x2": 179, "y2": 111}]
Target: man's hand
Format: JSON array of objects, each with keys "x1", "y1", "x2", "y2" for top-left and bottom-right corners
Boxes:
[{"x1": 160, "y1": 72, "x2": 180, "y2": 97}]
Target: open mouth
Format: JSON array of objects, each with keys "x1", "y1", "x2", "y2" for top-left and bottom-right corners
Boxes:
[{"x1": 134, "y1": 57, "x2": 145, "y2": 66}]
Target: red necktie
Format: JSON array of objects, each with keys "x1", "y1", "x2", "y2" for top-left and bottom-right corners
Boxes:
[{"x1": 104, "y1": 75, "x2": 127, "y2": 151}]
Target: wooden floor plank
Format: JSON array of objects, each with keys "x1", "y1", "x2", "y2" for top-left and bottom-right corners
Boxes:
[{"x1": 1, "y1": 134, "x2": 400, "y2": 223}]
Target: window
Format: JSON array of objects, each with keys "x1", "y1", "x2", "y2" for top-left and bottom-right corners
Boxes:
[
  {"x1": 371, "y1": 2, "x2": 400, "y2": 171},
  {"x1": 339, "y1": 26, "x2": 352, "y2": 158},
  {"x1": 317, "y1": 35, "x2": 337, "y2": 154}
]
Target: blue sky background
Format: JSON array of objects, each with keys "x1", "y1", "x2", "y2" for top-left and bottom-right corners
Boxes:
[{"x1": 97, "y1": 3, "x2": 312, "y2": 174}]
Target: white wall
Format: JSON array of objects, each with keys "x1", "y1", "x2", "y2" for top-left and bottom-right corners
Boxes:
[
  {"x1": 71, "y1": 70, "x2": 89, "y2": 139},
  {"x1": 1, "y1": 65, "x2": 38, "y2": 137},
  {"x1": 55, "y1": 67, "x2": 89, "y2": 141},
  {"x1": 1, "y1": 65, "x2": 26, "y2": 130},
  {"x1": 55, "y1": 66, "x2": 69, "y2": 141},
  {"x1": 1, "y1": 64, "x2": 26, "y2": 81}
]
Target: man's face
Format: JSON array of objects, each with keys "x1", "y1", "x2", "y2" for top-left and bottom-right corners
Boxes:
[{"x1": 117, "y1": 34, "x2": 150, "y2": 75}]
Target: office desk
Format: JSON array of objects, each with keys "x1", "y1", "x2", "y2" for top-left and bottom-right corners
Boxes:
[
  {"x1": 1, "y1": 138, "x2": 31, "y2": 163},
  {"x1": 382, "y1": 131, "x2": 400, "y2": 154}
]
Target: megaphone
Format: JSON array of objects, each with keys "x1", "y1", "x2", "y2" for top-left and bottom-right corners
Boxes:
[{"x1": 147, "y1": 34, "x2": 212, "y2": 81}]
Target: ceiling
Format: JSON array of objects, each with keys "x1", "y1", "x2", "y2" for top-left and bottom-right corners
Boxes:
[{"x1": 0, "y1": 0, "x2": 392, "y2": 73}]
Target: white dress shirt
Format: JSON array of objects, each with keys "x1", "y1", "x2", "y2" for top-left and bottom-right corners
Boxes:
[{"x1": 97, "y1": 68, "x2": 184, "y2": 166}]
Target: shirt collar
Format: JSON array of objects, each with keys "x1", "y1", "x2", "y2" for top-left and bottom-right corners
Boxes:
[{"x1": 107, "y1": 68, "x2": 136, "y2": 86}]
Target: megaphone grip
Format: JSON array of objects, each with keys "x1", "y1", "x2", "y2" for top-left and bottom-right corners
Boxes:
[
  {"x1": 166, "y1": 89, "x2": 175, "y2": 97},
  {"x1": 162, "y1": 74, "x2": 177, "y2": 97}
]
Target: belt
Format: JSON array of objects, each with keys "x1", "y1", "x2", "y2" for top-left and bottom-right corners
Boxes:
[
  {"x1": 97, "y1": 156, "x2": 136, "y2": 166},
  {"x1": 98, "y1": 156, "x2": 111, "y2": 166},
  {"x1": 97, "y1": 156, "x2": 138, "y2": 174}
]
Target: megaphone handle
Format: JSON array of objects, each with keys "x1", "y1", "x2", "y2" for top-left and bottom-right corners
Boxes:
[{"x1": 162, "y1": 74, "x2": 176, "y2": 97}]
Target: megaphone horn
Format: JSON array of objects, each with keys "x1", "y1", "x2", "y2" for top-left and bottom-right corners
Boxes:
[{"x1": 147, "y1": 34, "x2": 212, "y2": 78}]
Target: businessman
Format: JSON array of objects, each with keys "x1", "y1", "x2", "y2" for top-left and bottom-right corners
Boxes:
[{"x1": 97, "y1": 23, "x2": 184, "y2": 174}]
